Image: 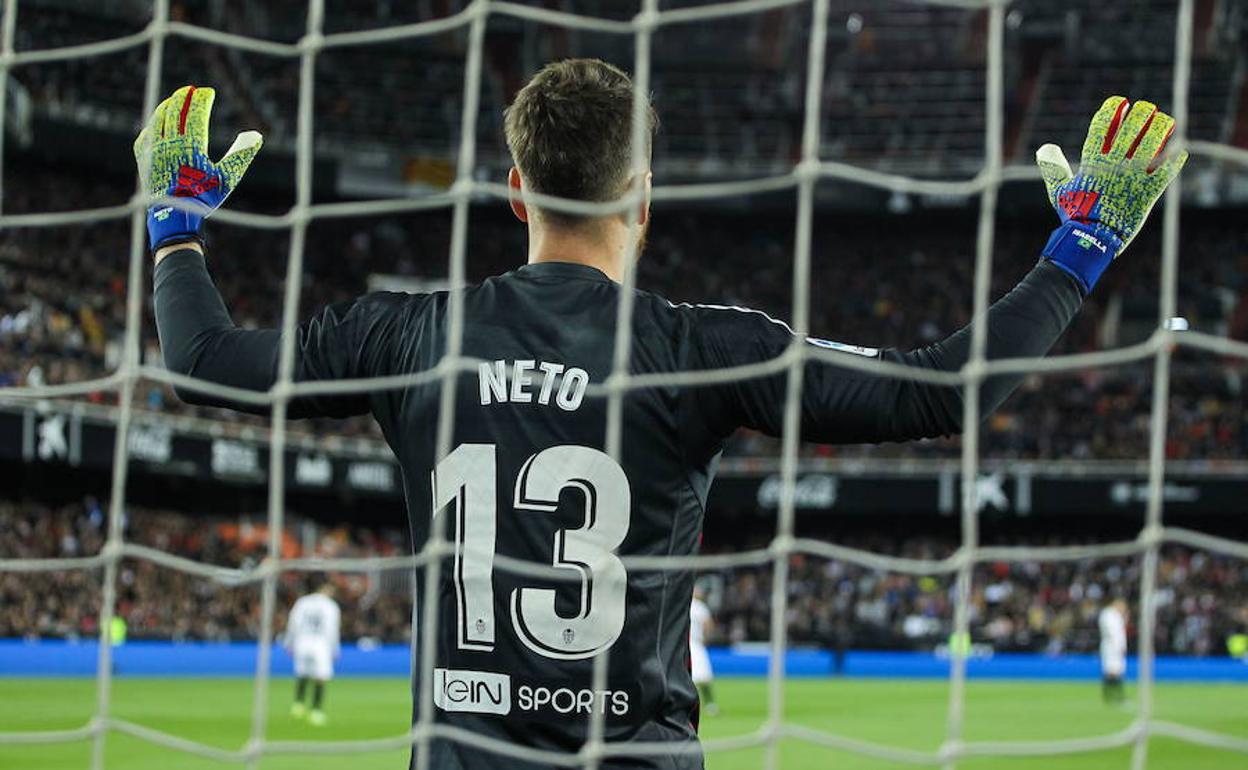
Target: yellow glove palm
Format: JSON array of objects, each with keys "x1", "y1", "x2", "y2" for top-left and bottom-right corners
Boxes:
[
  {"x1": 134, "y1": 85, "x2": 263, "y2": 249},
  {"x1": 1036, "y1": 96, "x2": 1187, "y2": 252},
  {"x1": 1033, "y1": 96, "x2": 1187, "y2": 291}
]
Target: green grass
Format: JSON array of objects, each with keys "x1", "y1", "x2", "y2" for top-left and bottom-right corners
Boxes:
[{"x1": 0, "y1": 677, "x2": 1244, "y2": 769}]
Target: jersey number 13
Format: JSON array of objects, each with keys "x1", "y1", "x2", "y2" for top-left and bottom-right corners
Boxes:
[{"x1": 432, "y1": 444, "x2": 630, "y2": 660}]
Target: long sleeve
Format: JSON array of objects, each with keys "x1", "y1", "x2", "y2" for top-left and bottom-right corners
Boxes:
[
  {"x1": 153, "y1": 247, "x2": 415, "y2": 418},
  {"x1": 285, "y1": 599, "x2": 301, "y2": 646},
  {"x1": 331, "y1": 602, "x2": 342, "y2": 656},
  {"x1": 689, "y1": 260, "x2": 1084, "y2": 445}
]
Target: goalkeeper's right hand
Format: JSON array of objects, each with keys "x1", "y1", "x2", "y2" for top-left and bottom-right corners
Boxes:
[
  {"x1": 133, "y1": 85, "x2": 263, "y2": 252},
  {"x1": 1035, "y1": 96, "x2": 1187, "y2": 292}
]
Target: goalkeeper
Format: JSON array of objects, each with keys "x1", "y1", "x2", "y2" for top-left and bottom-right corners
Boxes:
[{"x1": 143, "y1": 70, "x2": 1183, "y2": 770}]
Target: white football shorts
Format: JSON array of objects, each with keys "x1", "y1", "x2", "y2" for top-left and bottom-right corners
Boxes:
[
  {"x1": 1100, "y1": 648, "x2": 1125, "y2": 678},
  {"x1": 293, "y1": 641, "x2": 335, "y2": 681},
  {"x1": 690, "y1": 643, "x2": 713, "y2": 684}
]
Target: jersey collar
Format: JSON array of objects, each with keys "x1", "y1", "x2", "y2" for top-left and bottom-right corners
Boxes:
[{"x1": 516, "y1": 261, "x2": 615, "y2": 284}]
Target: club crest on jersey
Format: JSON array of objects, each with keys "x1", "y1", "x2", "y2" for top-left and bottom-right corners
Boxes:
[{"x1": 805, "y1": 338, "x2": 880, "y2": 358}]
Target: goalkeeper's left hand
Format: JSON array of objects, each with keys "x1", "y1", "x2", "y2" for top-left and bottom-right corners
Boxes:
[
  {"x1": 134, "y1": 85, "x2": 263, "y2": 252},
  {"x1": 1036, "y1": 96, "x2": 1187, "y2": 292}
]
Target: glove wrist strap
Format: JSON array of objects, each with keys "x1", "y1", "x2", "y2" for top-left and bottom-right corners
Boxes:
[
  {"x1": 1042, "y1": 220, "x2": 1122, "y2": 293},
  {"x1": 147, "y1": 201, "x2": 207, "y2": 252}
]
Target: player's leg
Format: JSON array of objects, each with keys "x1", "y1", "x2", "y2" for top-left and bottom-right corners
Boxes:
[
  {"x1": 691, "y1": 644, "x2": 719, "y2": 715},
  {"x1": 291, "y1": 653, "x2": 310, "y2": 718},
  {"x1": 1108, "y1": 674, "x2": 1125, "y2": 703},
  {"x1": 696, "y1": 682, "x2": 718, "y2": 716},
  {"x1": 308, "y1": 680, "x2": 328, "y2": 726},
  {"x1": 307, "y1": 647, "x2": 332, "y2": 726},
  {"x1": 1101, "y1": 653, "x2": 1126, "y2": 704},
  {"x1": 1103, "y1": 674, "x2": 1122, "y2": 703}
]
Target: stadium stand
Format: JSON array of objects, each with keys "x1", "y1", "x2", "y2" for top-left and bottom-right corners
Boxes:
[
  {"x1": 6, "y1": 0, "x2": 1245, "y2": 463},
  {"x1": 1, "y1": 0, "x2": 1247, "y2": 718},
  {"x1": 4, "y1": 498, "x2": 1245, "y2": 658},
  {"x1": 13, "y1": 0, "x2": 1244, "y2": 179},
  {"x1": 3, "y1": 161, "x2": 1247, "y2": 460}
]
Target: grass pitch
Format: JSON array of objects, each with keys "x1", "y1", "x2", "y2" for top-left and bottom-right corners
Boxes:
[{"x1": 1, "y1": 677, "x2": 1244, "y2": 769}]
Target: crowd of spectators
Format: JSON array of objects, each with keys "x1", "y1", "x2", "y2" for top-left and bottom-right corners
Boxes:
[
  {"x1": 3, "y1": 498, "x2": 1245, "y2": 658},
  {"x1": 711, "y1": 538, "x2": 1248, "y2": 657},
  {"x1": 4, "y1": 158, "x2": 1248, "y2": 461},
  {"x1": 4, "y1": 3, "x2": 1248, "y2": 464},
  {"x1": 0, "y1": 498, "x2": 411, "y2": 644},
  {"x1": 12, "y1": 1, "x2": 1243, "y2": 179}
]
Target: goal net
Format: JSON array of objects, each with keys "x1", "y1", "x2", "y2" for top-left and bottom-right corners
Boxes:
[{"x1": 2, "y1": 0, "x2": 1248, "y2": 768}]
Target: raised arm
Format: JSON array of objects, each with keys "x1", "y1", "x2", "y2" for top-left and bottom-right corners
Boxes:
[
  {"x1": 140, "y1": 87, "x2": 411, "y2": 418},
  {"x1": 689, "y1": 96, "x2": 1186, "y2": 447},
  {"x1": 153, "y1": 244, "x2": 410, "y2": 418},
  {"x1": 688, "y1": 260, "x2": 1081, "y2": 445}
]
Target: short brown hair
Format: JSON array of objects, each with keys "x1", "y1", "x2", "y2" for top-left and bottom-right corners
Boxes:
[{"x1": 504, "y1": 59, "x2": 658, "y2": 225}]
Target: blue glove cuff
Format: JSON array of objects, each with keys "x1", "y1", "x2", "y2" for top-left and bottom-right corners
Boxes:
[
  {"x1": 147, "y1": 201, "x2": 208, "y2": 251},
  {"x1": 1041, "y1": 220, "x2": 1122, "y2": 293}
]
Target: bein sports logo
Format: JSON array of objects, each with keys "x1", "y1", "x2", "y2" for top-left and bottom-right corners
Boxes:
[{"x1": 433, "y1": 668, "x2": 511, "y2": 715}]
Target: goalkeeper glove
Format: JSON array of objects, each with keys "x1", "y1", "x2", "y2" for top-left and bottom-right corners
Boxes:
[
  {"x1": 1036, "y1": 95, "x2": 1187, "y2": 292},
  {"x1": 133, "y1": 85, "x2": 263, "y2": 251}
]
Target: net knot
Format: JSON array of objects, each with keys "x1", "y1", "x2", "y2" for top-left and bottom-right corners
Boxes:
[
  {"x1": 632, "y1": 8, "x2": 660, "y2": 32},
  {"x1": 297, "y1": 31, "x2": 324, "y2": 54},
  {"x1": 938, "y1": 738, "x2": 964, "y2": 763},
  {"x1": 960, "y1": 357, "x2": 988, "y2": 384},
  {"x1": 269, "y1": 380, "x2": 296, "y2": 404},
  {"x1": 795, "y1": 158, "x2": 820, "y2": 184},
  {"x1": 1136, "y1": 525, "x2": 1164, "y2": 547},
  {"x1": 242, "y1": 736, "x2": 265, "y2": 762},
  {"x1": 769, "y1": 534, "x2": 796, "y2": 557},
  {"x1": 99, "y1": 541, "x2": 125, "y2": 563}
]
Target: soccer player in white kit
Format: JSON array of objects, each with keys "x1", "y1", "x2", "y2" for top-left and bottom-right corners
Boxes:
[
  {"x1": 285, "y1": 583, "x2": 341, "y2": 725},
  {"x1": 1098, "y1": 598, "x2": 1128, "y2": 704},
  {"x1": 690, "y1": 586, "x2": 718, "y2": 716}
]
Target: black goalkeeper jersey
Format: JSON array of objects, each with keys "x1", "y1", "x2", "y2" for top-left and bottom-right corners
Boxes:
[{"x1": 154, "y1": 253, "x2": 1083, "y2": 769}]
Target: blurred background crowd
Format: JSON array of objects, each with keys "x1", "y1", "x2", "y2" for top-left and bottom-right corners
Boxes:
[
  {"x1": 4, "y1": 0, "x2": 1248, "y2": 462},
  {"x1": 4, "y1": 169, "x2": 1248, "y2": 461},
  {"x1": 15, "y1": 0, "x2": 1245, "y2": 179},
  {"x1": 5, "y1": 498, "x2": 1246, "y2": 659},
  {"x1": 2, "y1": 0, "x2": 1247, "y2": 669}
]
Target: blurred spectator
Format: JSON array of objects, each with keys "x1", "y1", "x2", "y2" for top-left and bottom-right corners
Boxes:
[{"x1": 3, "y1": 498, "x2": 1246, "y2": 657}]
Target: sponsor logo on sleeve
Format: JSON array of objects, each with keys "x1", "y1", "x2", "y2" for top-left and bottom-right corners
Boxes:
[{"x1": 805, "y1": 338, "x2": 880, "y2": 358}]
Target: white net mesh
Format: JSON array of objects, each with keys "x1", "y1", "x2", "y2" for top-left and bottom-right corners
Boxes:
[{"x1": 2, "y1": 0, "x2": 1248, "y2": 767}]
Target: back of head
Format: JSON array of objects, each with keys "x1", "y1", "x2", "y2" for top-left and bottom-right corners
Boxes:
[{"x1": 504, "y1": 58, "x2": 657, "y2": 226}]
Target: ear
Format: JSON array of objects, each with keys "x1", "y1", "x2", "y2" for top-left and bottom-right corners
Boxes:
[
  {"x1": 508, "y1": 167, "x2": 528, "y2": 223},
  {"x1": 636, "y1": 171, "x2": 653, "y2": 227}
]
